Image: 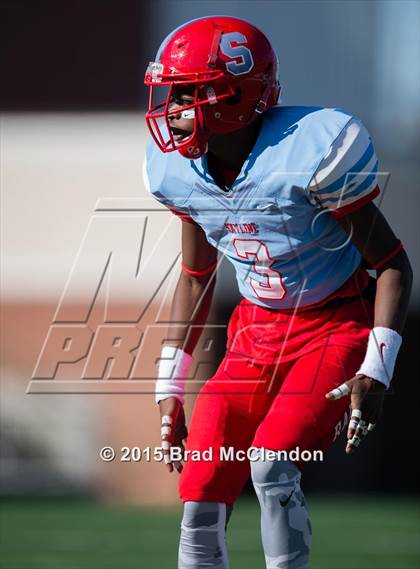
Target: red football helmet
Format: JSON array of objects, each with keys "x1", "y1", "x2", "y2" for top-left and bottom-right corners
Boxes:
[{"x1": 144, "y1": 16, "x2": 280, "y2": 159}]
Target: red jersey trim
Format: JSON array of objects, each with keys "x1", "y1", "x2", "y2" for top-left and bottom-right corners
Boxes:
[
  {"x1": 170, "y1": 208, "x2": 197, "y2": 225},
  {"x1": 181, "y1": 260, "x2": 218, "y2": 277},
  {"x1": 330, "y1": 185, "x2": 380, "y2": 219},
  {"x1": 371, "y1": 240, "x2": 403, "y2": 270}
]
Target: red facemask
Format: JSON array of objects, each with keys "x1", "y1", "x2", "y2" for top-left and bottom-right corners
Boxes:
[{"x1": 145, "y1": 74, "x2": 235, "y2": 158}]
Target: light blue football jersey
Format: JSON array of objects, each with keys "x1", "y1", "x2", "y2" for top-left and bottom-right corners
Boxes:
[{"x1": 144, "y1": 106, "x2": 379, "y2": 310}]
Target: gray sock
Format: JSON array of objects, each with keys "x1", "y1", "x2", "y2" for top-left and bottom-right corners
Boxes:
[
  {"x1": 251, "y1": 455, "x2": 312, "y2": 569},
  {"x1": 178, "y1": 501, "x2": 232, "y2": 568}
]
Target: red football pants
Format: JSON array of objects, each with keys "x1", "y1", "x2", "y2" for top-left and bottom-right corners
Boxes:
[{"x1": 179, "y1": 293, "x2": 373, "y2": 505}]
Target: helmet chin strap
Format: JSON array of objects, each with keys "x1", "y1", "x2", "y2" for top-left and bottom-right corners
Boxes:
[
  {"x1": 253, "y1": 82, "x2": 274, "y2": 119},
  {"x1": 178, "y1": 137, "x2": 209, "y2": 159},
  {"x1": 178, "y1": 105, "x2": 210, "y2": 159}
]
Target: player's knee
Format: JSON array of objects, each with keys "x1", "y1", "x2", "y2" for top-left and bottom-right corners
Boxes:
[
  {"x1": 181, "y1": 501, "x2": 220, "y2": 530},
  {"x1": 251, "y1": 451, "x2": 301, "y2": 509},
  {"x1": 251, "y1": 452, "x2": 300, "y2": 487}
]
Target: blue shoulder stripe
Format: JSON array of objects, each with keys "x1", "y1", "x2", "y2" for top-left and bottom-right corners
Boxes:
[
  {"x1": 317, "y1": 141, "x2": 375, "y2": 196},
  {"x1": 320, "y1": 162, "x2": 378, "y2": 204}
]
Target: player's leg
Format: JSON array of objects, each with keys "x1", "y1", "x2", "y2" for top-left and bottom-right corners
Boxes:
[
  {"x1": 178, "y1": 356, "x2": 273, "y2": 568},
  {"x1": 178, "y1": 502, "x2": 233, "y2": 569},
  {"x1": 251, "y1": 338, "x2": 370, "y2": 569},
  {"x1": 251, "y1": 454, "x2": 311, "y2": 569},
  {"x1": 177, "y1": 384, "x2": 245, "y2": 569}
]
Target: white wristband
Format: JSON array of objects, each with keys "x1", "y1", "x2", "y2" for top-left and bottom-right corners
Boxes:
[
  {"x1": 356, "y1": 327, "x2": 402, "y2": 389},
  {"x1": 155, "y1": 346, "x2": 192, "y2": 404}
]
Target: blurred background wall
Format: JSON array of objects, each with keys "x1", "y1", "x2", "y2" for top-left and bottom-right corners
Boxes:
[{"x1": 1, "y1": 0, "x2": 419, "y2": 505}]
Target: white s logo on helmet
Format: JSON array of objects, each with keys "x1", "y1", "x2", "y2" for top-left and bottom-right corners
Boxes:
[{"x1": 219, "y1": 32, "x2": 254, "y2": 76}]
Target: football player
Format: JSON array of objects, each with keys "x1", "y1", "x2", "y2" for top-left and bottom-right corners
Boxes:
[{"x1": 143, "y1": 16, "x2": 412, "y2": 569}]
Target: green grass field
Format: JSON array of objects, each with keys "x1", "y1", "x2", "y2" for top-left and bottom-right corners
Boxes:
[{"x1": 0, "y1": 496, "x2": 419, "y2": 569}]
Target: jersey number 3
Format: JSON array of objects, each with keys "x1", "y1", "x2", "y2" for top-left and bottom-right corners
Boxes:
[{"x1": 233, "y1": 239, "x2": 287, "y2": 300}]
